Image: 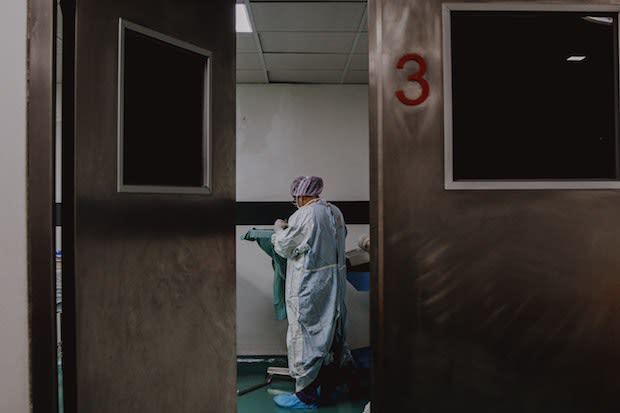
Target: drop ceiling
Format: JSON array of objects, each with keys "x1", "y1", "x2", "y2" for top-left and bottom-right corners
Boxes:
[{"x1": 237, "y1": 1, "x2": 368, "y2": 84}]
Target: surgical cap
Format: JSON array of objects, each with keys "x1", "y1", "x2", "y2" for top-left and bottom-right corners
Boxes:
[{"x1": 290, "y1": 176, "x2": 324, "y2": 197}]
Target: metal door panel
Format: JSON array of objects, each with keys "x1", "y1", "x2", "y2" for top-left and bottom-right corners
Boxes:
[
  {"x1": 68, "y1": 1, "x2": 236, "y2": 411},
  {"x1": 369, "y1": 0, "x2": 620, "y2": 411}
]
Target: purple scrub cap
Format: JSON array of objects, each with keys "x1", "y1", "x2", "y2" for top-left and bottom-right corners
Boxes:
[{"x1": 290, "y1": 176, "x2": 324, "y2": 197}]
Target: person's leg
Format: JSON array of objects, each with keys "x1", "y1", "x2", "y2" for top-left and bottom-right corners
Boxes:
[
  {"x1": 273, "y1": 375, "x2": 320, "y2": 409},
  {"x1": 317, "y1": 356, "x2": 357, "y2": 405},
  {"x1": 295, "y1": 378, "x2": 320, "y2": 404},
  {"x1": 317, "y1": 362, "x2": 339, "y2": 404}
]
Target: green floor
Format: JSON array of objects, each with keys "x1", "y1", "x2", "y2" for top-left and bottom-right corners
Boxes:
[
  {"x1": 237, "y1": 361, "x2": 368, "y2": 413},
  {"x1": 58, "y1": 357, "x2": 367, "y2": 412}
]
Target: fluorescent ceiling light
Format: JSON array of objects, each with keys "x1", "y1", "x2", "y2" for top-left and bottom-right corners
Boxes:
[
  {"x1": 567, "y1": 56, "x2": 587, "y2": 62},
  {"x1": 236, "y1": 4, "x2": 253, "y2": 33},
  {"x1": 583, "y1": 16, "x2": 614, "y2": 25}
]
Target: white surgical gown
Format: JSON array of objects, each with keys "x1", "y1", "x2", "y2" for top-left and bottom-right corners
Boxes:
[{"x1": 272, "y1": 198, "x2": 352, "y2": 391}]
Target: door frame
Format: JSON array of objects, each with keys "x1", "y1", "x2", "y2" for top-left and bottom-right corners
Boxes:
[{"x1": 27, "y1": 0, "x2": 59, "y2": 411}]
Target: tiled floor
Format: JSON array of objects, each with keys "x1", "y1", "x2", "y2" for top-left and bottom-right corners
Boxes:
[{"x1": 237, "y1": 361, "x2": 369, "y2": 413}]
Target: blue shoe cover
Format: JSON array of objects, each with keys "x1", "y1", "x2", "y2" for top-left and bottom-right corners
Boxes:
[{"x1": 273, "y1": 393, "x2": 318, "y2": 409}]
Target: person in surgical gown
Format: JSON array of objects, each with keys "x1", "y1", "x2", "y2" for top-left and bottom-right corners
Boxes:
[{"x1": 272, "y1": 176, "x2": 352, "y2": 409}]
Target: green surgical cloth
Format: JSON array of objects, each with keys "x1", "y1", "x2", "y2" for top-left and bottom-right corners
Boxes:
[{"x1": 241, "y1": 229, "x2": 287, "y2": 320}]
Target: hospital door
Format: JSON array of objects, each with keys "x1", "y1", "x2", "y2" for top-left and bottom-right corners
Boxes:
[{"x1": 63, "y1": 0, "x2": 237, "y2": 412}]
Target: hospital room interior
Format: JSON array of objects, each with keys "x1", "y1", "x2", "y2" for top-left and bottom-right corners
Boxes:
[
  {"x1": 234, "y1": 2, "x2": 371, "y2": 411},
  {"x1": 34, "y1": 0, "x2": 620, "y2": 412}
]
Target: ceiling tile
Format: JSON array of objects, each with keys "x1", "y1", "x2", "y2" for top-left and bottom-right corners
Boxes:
[
  {"x1": 251, "y1": 0, "x2": 366, "y2": 2},
  {"x1": 237, "y1": 33, "x2": 257, "y2": 52},
  {"x1": 237, "y1": 70, "x2": 267, "y2": 84},
  {"x1": 349, "y1": 54, "x2": 368, "y2": 70},
  {"x1": 259, "y1": 32, "x2": 355, "y2": 54},
  {"x1": 343, "y1": 70, "x2": 368, "y2": 84},
  {"x1": 268, "y1": 70, "x2": 342, "y2": 84},
  {"x1": 355, "y1": 33, "x2": 368, "y2": 53},
  {"x1": 252, "y1": 3, "x2": 365, "y2": 32},
  {"x1": 361, "y1": 8, "x2": 368, "y2": 32},
  {"x1": 264, "y1": 53, "x2": 348, "y2": 71},
  {"x1": 237, "y1": 53, "x2": 263, "y2": 70}
]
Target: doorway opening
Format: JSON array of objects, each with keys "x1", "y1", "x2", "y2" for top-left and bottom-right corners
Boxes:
[
  {"x1": 234, "y1": 2, "x2": 371, "y2": 412},
  {"x1": 54, "y1": 0, "x2": 70, "y2": 411},
  {"x1": 55, "y1": 1, "x2": 64, "y2": 410}
]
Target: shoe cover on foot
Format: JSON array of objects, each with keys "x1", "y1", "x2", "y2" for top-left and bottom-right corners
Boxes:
[{"x1": 273, "y1": 393, "x2": 318, "y2": 409}]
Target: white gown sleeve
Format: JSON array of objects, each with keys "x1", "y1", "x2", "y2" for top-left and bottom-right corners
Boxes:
[{"x1": 272, "y1": 209, "x2": 314, "y2": 260}]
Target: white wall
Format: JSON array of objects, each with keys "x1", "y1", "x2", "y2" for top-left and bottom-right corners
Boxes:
[
  {"x1": 0, "y1": 0, "x2": 30, "y2": 411},
  {"x1": 236, "y1": 84, "x2": 369, "y2": 355},
  {"x1": 237, "y1": 84, "x2": 369, "y2": 202}
]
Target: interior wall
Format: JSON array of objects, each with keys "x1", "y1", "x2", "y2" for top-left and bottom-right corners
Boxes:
[
  {"x1": 236, "y1": 84, "x2": 369, "y2": 355},
  {"x1": 370, "y1": 0, "x2": 620, "y2": 411},
  {"x1": 237, "y1": 84, "x2": 369, "y2": 202},
  {"x1": 0, "y1": 0, "x2": 30, "y2": 411}
]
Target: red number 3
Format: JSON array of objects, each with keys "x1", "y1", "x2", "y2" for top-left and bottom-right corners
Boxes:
[{"x1": 396, "y1": 54, "x2": 430, "y2": 106}]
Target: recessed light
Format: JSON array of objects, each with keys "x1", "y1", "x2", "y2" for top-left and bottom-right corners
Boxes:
[
  {"x1": 583, "y1": 16, "x2": 614, "y2": 25},
  {"x1": 236, "y1": 4, "x2": 253, "y2": 33},
  {"x1": 567, "y1": 56, "x2": 587, "y2": 62}
]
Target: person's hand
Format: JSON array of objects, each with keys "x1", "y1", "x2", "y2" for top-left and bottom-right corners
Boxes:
[{"x1": 274, "y1": 219, "x2": 288, "y2": 232}]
